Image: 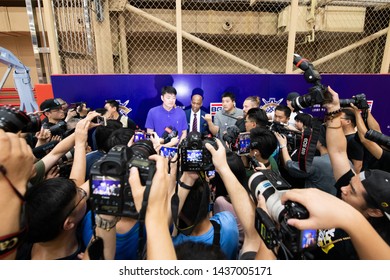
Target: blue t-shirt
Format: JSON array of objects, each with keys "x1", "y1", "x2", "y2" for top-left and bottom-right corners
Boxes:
[
  {"x1": 81, "y1": 211, "x2": 144, "y2": 260},
  {"x1": 145, "y1": 105, "x2": 188, "y2": 138},
  {"x1": 172, "y1": 211, "x2": 239, "y2": 260}
]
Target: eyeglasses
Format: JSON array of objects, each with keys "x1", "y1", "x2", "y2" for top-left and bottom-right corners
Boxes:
[{"x1": 64, "y1": 188, "x2": 87, "y2": 218}]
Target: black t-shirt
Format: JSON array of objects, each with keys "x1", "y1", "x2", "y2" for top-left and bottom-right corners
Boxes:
[
  {"x1": 368, "y1": 149, "x2": 390, "y2": 173},
  {"x1": 346, "y1": 133, "x2": 364, "y2": 161},
  {"x1": 235, "y1": 118, "x2": 246, "y2": 133},
  {"x1": 16, "y1": 239, "x2": 83, "y2": 260}
]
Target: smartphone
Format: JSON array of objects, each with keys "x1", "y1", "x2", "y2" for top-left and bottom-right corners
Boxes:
[
  {"x1": 134, "y1": 131, "x2": 146, "y2": 142},
  {"x1": 238, "y1": 132, "x2": 251, "y2": 156},
  {"x1": 160, "y1": 147, "x2": 177, "y2": 159},
  {"x1": 92, "y1": 115, "x2": 106, "y2": 126}
]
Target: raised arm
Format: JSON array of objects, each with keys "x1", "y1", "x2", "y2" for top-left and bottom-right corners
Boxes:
[
  {"x1": 324, "y1": 86, "x2": 352, "y2": 181},
  {"x1": 203, "y1": 114, "x2": 219, "y2": 136},
  {"x1": 352, "y1": 104, "x2": 383, "y2": 160},
  {"x1": 129, "y1": 155, "x2": 176, "y2": 259},
  {"x1": 281, "y1": 188, "x2": 390, "y2": 260},
  {"x1": 69, "y1": 112, "x2": 100, "y2": 186},
  {"x1": 205, "y1": 139, "x2": 261, "y2": 254}
]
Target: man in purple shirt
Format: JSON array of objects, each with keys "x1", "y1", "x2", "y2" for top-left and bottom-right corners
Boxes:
[{"x1": 145, "y1": 86, "x2": 188, "y2": 146}]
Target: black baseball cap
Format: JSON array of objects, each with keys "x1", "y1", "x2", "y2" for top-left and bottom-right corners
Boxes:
[
  {"x1": 286, "y1": 92, "x2": 300, "y2": 101},
  {"x1": 360, "y1": 169, "x2": 390, "y2": 221},
  {"x1": 40, "y1": 98, "x2": 62, "y2": 112}
]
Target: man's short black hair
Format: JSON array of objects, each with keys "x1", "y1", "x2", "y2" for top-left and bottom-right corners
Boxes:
[
  {"x1": 221, "y1": 92, "x2": 236, "y2": 102},
  {"x1": 275, "y1": 105, "x2": 291, "y2": 118},
  {"x1": 175, "y1": 241, "x2": 227, "y2": 260},
  {"x1": 25, "y1": 178, "x2": 78, "y2": 243},
  {"x1": 247, "y1": 108, "x2": 269, "y2": 128},
  {"x1": 249, "y1": 126, "x2": 278, "y2": 159},
  {"x1": 161, "y1": 86, "x2": 177, "y2": 95},
  {"x1": 105, "y1": 99, "x2": 120, "y2": 111},
  {"x1": 341, "y1": 108, "x2": 356, "y2": 127}
]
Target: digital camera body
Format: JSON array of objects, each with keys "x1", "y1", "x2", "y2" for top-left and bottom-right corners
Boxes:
[
  {"x1": 89, "y1": 142, "x2": 156, "y2": 218},
  {"x1": 249, "y1": 171, "x2": 317, "y2": 256},
  {"x1": 0, "y1": 105, "x2": 41, "y2": 133},
  {"x1": 268, "y1": 121, "x2": 302, "y2": 153},
  {"x1": 340, "y1": 93, "x2": 369, "y2": 110},
  {"x1": 179, "y1": 131, "x2": 217, "y2": 171},
  {"x1": 290, "y1": 54, "x2": 332, "y2": 111}
]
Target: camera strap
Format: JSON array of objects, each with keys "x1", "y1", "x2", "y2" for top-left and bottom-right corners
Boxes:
[
  {"x1": 137, "y1": 162, "x2": 156, "y2": 260},
  {"x1": 88, "y1": 213, "x2": 105, "y2": 260},
  {"x1": 171, "y1": 170, "x2": 209, "y2": 236},
  {"x1": 298, "y1": 121, "x2": 320, "y2": 172}
]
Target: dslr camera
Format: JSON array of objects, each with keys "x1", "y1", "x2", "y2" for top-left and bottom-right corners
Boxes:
[
  {"x1": 179, "y1": 131, "x2": 218, "y2": 171},
  {"x1": 89, "y1": 140, "x2": 156, "y2": 218},
  {"x1": 222, "y1": 125, "x2": 240, "y2": 151},
  {"x1": 249, "y1": 171, "x2": 318, "y2": 256},
  {"x1": 340, "y1": 93, "x2": 369, "y2": 110},
  {"x1": 290, "y1": 54, "x2": 332, "y2": 111},
  {"x1": 268, "y1": 121, "x2": 302, "y2": 153},
  {"x1": 0, "y1": 105, "x2": 41, "y2": 133},
  {"x1": 43, "y1": 120, "x2": 67, "y2": 136}
]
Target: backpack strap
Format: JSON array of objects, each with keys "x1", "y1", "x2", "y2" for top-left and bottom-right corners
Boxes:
[{"x1": 210, "y1": 219, "x2": 221, "y2": 248}]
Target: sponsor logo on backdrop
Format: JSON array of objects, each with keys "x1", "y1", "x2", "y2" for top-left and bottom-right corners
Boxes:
[
  {"x1": 261, "y1": 98, "x2": 284, "y2": 114},
  {"x1": 116, "y1": 99, "x2": 132, "y2": 115},
  {"x1": 210, "y1": 102, "x2": 222, "y2": 116}
]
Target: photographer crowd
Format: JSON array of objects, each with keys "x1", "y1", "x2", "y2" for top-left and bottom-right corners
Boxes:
[{"x1": 1, "y1": 82, "x2": 390, "y2": 261}]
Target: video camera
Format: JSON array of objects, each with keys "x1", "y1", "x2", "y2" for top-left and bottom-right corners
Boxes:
[
  {"x1": 0, "y1": 105, "x2": 41, "y2": 133},
  {"x1": 339, "y1": 93, "x2": 369, "y2": 110},
  {"x1": 89, "y1": 140, "x2": 156, "y2": 218},
  {"x1": 179, "y1": 131, "x2": 218, "y2": 171},
  {"x1": 365, "y1": 129, "x2": 390, "y2": 150},
  {"x1": 249, "y1": 171, "x2": 318, "y2": 257},
  {"x1": 290, "y1": 54, "x2": 332, "y2": 111}
]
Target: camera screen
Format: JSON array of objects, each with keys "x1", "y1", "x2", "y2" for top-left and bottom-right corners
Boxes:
[
  {"x1": 238, "y1": 132, "x2": 251, "y2": 155},
  {"x1": 91, "y1": 175, "x2": 121, "y2": 197},
  {"x1": 160, "y1": 147, "x2": 177, "y2": 159},
  {"x1": 300, "y1": 229, "x2": 318, "y2": 250},
  {"x1": 186, "y1": 149, "x2": 202, "y2": 162},
  {"x1": 134, "y1": 131, "x2": 145, "y2": 143},
  {"x1": 207, "y1": 170, "x2": 216, "y2": 177}
]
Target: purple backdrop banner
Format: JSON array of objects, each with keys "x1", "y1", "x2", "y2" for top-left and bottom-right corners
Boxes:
[{"x1": 51, "y1": 74, "x2": 390, "y2": 135}]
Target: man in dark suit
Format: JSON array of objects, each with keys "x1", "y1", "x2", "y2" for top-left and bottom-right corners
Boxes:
[{"x1": 185, "y1": 88, "x2": 210, "y2": 137}]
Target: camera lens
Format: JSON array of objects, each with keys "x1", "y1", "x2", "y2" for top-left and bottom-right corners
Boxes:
[
  {"x1": 128, "y1": 140, "x2": 156, "y2": 159},
  {"x1": 290, "y1": 94, "x2": 312, "y2": 111},
  {"x1": 248, "y1": 171, "x2": 285, "y2": 223},
  {"x1": 24, "y1": 113, "x2": 42, "y2": 133},
  {"x1": 365, "y1": 129, "x2": 390, "y2": 150},
  {"x1": 339, "y1": 98, "x2": 355, "y2": 107}
]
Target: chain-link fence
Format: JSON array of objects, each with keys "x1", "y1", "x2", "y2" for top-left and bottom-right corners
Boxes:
[{"x1": 51, "y1": 0, "x2": 390, "y2": 75}]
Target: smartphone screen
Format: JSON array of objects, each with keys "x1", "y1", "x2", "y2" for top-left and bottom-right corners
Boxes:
[
  {"x1": 160, "y1": 147, "x2": 178, "y2": 159},
  {"x1": 238, "y1": 132, "x2": 251, "y2": 155},
  {"x1": 134, "y1": 131, "x2": 145, "y2": 142}
]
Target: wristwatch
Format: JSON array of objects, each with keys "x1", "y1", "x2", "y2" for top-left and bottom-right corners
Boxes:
[{"x1": 95, "y1": 214, "x2": 120, "y2": 231}]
